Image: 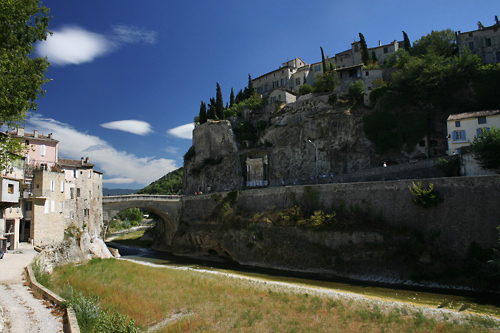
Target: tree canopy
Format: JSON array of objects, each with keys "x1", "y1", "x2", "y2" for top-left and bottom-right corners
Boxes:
[
  {"x1": 471, "y1": 127, "x2": 500, "y2": 173},
  {"x1": 0, "y1": 0, "x2": 51, "y2": 167},
  {"x1": 137, "y1": 167, "x2": 183, "y2": 195}
]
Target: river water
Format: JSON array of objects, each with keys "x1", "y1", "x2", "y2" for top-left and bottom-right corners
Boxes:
[{"x1": 108, "y1": 242, "x2": 500, "y2": 318}]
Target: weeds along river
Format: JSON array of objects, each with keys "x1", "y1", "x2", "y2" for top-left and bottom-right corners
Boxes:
[{"x1": 106, "y1": 242, "x2": 500, "y2": 318}]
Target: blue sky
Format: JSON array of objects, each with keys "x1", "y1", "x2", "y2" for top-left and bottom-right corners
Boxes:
[{"x1": 28, "y1": 0, "x2": 498, "y2": 189}]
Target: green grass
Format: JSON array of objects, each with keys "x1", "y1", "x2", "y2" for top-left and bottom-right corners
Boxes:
[
  {"x1": 48, "y1": 259, "x2": 500, "y2": 332},
  {"x1": 108, "y1": 229, "x2": 152, "y2": 248}
]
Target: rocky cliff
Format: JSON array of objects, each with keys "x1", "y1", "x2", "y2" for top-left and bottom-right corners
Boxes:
[{"x1": 183, "y1": 94, "x2": 378, "y2": 194}]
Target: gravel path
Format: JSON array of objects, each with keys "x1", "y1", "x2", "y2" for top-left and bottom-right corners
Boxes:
[{"x1": 0, "y1": 243, "x2": 63, "y2": 333}]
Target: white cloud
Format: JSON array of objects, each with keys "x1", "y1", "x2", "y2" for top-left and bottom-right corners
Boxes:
[
  {"x1": 37, "y1": 26, "x2": 112, "y2": 66},
  {"x1": 167, "y1": 123, "x2": 194, "y2": 140},
  {"x1": 102, "y1": 178, "x2": 135, "y2": 184},
  {"x1": 111, "y1": 25, "x2": 157, "y2": 45},
  {"x1": 100, "y1": 120, "x2": 153, "y2": 136},
  {"x1": 26, "y1": 114, "x2": 178, "y2": 186},
  {"x1": 163, "y1": 146, "x2": 179, "y2": 155},
  {"x1": 36, "y1": 25, "x2": 157, "y2": 66}
]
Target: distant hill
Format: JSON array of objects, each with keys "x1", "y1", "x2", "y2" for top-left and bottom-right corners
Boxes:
[
  {"x1": 136, "y1": 167, "x2": 183, "y2": 195},
  {"x1": 103, "y1": 188, "x2": 138, "y2": 196}
]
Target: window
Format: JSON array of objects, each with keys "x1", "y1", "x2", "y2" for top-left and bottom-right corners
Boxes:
[
  {"x1": 44, "y1": 200, "x2": 49, "y2": 214},
  {"x1": 485, "y1": 38, "x2": 492, "y2": 47},
  {"x1": 354, "y1": 44, "x2": 359, "y2": 52},
  {"x1": 84, "y1": 208, "x2": 90, "y2": 217},
  {"x1": 314, "y1": 64, "x2": 321, "y2": 72},
  {"x1": 25, "y1": 201, "x2": 32, "y2": 211},
  {"x1": 60, "y1": 181, "x2": 64, "y2": 192},
  {"x1": 70, "y1": 188, "x2": 75, "y2": 199},
  {"x1": 59, "y1": 202, "x2": 63, "y2": 213},
  {"x1": 468, "y1": 41, "x2": 475, "y2": 50},
  {"x1": 88, "y1": 170, "x2": 91, "y2": 178},
  {"x1": 40, "y1": 144, "x2": 46, "y2": 156},
  {"x1": 76, "y1": 188, "x2": 81, "y2": 197},
  {"x1": 383, "y1": 47, "x2": 388, "y2": 54},
  {"x1": 452, "y1": 130, "x2": 467, "y2": 141},
  {"x1": 278, "y1": 94, "x2": 281, "y2": 100},
  {"x1": 478, "y1": 116, "x2": 487, "y2": 124},
  {"x1": 468, "y1": 33, "x2": 473, "y2": 37},
  {"x1": 50, "y1": 180, "x2": 55, "y2": 192},
  {"x1": 365, "y1": 71, "x2": 369, "y2": 76},
  {"x1": 455, "y1": 121, "x2": 461, "y2": 127},
  {"x1": 295, "y1": 77, "x2": 301, "y2": 85},
  {"x1": 71, "y1": 213, "x2": 74, "y2": 220},
  {"x1": 7, "y1": 184, "x2": 14, "y2": 194},
  {"x1": 51, "y1": 200, "x2": 55, "y2": 212}
]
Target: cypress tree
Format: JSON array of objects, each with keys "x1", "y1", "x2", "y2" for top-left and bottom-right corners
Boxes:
[
  {"x1": 207, "y1": 97, "x2": 217, "y2": 120},
  {"x1": 235, "y1": 89, "x2": 244, "y2": 103},
  {"x1": 359, "y1": 32, "x2": 370, "y2": 65},
  {"x1": 244, "y1": 74, "x2": 256, "y2": 99},
  {"x1": 403, "y1": 31, "x2": 411, "y2": 53},
  {"x1": 321, "y1": 46, "x2": 327, "y2": 72},
  {"x1": 199, "y1": 101, "x2": 207, "y2": 124},
  {"x1": 230, "y1": 88, "x2": 235, "y2": 107},
  {"x1": 215, "y1": 82, "x2": 224, "y2": 119},
  {"x1": 371, "y1": 50, "x2": 378, "y2": 63}
]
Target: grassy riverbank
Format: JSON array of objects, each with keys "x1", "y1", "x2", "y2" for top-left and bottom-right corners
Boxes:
[{"x1": 49, "y1": 258, "x2": 499, "y2": 332}]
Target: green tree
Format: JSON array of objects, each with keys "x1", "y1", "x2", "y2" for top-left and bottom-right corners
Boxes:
[
  {"x1": 313, "y1": 70, "x2": 339, "y2": 92},
  {"x1": 348, "y1": 80, "x2": 365, "y2": 103},
  {"x1": 471, "y1": 127, "x2": 500, "y2": 173},
  {"x1": 243, "y1": 74, "x2": 256, "y2": 100},
  {"x1": 359, "y1": 33, "x2": 370, "y2": 65},
  {"x1": 411, "y1": 29, "x2": 457, "y2": 58},
  {"x1": 198, "y1": 101, "x2": 207, "y2": 124},
  {"x1": 235, "y1": 89, "x2": 244, "y2": 104},
  {"x1": 299, "y1": 84, "x2": 314, "y2": 95},
  {"x1": 320, "y1": 46, "x2": 327, "y2": 72},
  {"x1": 137, "y1": 168, "x2": 183, "y2": 195},
  {"x1": 0, "y1": 0, "x2": 51, "y2": 167},
  {"x1": 229, "y1": 88, "x2": 235, "y2": 107},
  {"x1": 215, "y1": 82, "x2": 224, "y2": 119},
  {"x1": 402, "y1": 31, "x2": 411, "y2": 53},
  {"x1": 206, "y1": 97, "x2": 217, "y2": 120},
  {"x1": 117, "y1": 208, "x2": 143, "y2": 225},
  {"x1": 371, "y1": 50, "x2": 378, "y2": 63}
]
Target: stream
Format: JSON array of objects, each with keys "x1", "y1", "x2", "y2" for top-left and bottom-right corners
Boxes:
[{"x1": 107, "y1": 242, "x2": 500, "y2": 318}]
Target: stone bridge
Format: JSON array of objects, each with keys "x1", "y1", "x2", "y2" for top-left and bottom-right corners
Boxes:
[{"x1": 102, "y1": 195, "x2": 182, "y2": 251}]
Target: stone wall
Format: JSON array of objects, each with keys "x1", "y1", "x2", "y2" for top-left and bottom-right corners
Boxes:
[{"x1": 174, "y1": 176, "x2": 500, "y2": 267}]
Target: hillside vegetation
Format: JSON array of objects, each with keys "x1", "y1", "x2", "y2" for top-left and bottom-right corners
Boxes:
[{"x1": 136, "y1": 167, "x2": 183, "y2": 195}]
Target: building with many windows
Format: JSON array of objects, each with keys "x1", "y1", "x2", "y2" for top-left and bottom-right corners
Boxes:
[{"x1": 457, "y1": 16, "x2": 500, "y2": 64}]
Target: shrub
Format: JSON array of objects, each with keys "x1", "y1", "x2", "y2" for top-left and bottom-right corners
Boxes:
[
  {"x1": 348, "y1": 80, "x2": 365, "y2": 103},
  {"x1": 299, "y1": 84, "x2": 314, "y2": 95},
  {"x1": 409, "y1": 182, "x2": 442, "y2": 208},
  {"x1": 471, "y1": 127, "x2": 500, "y2": 173}
]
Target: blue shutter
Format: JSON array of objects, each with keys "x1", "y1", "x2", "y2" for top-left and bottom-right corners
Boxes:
[
  {"x1": 462, "y1": 130, "x2": 466, "y2": 140},
  {"x1": 477, "y1": 128, "x2": 482, "y2": 137},
  {"x1": 452, "y1": 131, "x2": 458, "y2": 141}
]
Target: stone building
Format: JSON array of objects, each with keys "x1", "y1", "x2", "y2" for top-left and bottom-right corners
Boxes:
[
  {"x1": 1, "y1": 129, "x2": 104, "y2": 248},
  {"x1": 457, "y1": 16, "x2": 500, "y2": 64}
]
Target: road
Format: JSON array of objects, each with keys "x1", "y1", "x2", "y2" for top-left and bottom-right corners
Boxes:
[{"x1": 0, "y1": 243, "x2": 63, "y2": 332}]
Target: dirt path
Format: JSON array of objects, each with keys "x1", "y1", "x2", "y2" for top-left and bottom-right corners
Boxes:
[{"x1": 0, "y1": 243, "x2": 63, "y2": 332}]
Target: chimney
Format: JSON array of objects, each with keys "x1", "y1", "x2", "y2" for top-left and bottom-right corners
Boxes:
[
  {"x1": 34, "y1": 130, "x2": 38, "y2": 138},
  {"x1": 17, "y1": 128, "x2": 24, "y2": 137},
  {"x1": 81, "y1": 157, "x2": 84, "y2": 165},
  {"x1": 85, "y1": 157, "x2": 89, "y2": 164},
  {"x1": 48, "y1": 133, "x2": 52, "y2": 139},
  {"x1": 496, "y1": 15, "x2": 499, "y2": 24},
  {"x1": 379, "y1": 40, "x2": 381, "y2": 46}
]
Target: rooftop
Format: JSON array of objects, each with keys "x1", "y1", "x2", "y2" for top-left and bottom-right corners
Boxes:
[{"x1": 447, "y1": 110, "x2": 500, "y2": 121}]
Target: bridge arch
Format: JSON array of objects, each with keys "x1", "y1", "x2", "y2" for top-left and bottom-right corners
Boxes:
[{"x1": 102, "y1": 195, "x2": 182, "y2": 251}]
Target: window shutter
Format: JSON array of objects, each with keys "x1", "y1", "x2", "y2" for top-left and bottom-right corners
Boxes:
[
  {"x1": 483, "y1": 39, "x2": 486, "y2": 47},
  {"x1": 462, "y1": 130, "x2": 466, "y2": 140},
  {"x1": 452, "y1": 131, "x2": 458, "y2": 141}
]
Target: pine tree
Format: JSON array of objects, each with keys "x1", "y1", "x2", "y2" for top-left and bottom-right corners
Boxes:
[
  {"x1": 321, "y1": 46, "x2": 327, "y2": 72},
  {"x1": 215, "y1": 82, "x2": 224, "y2": 119},
  {"x1": 199, "y1": 101, "x2": 207, "y2": 124},
  {"x1": 243, "y1": 74, "x2": 256, "y2": 99},
  {"x1": 359, "y1": 33, "x2": 370, "y2": 65},
  {"x1": 403, "y1": 31, "x2": 411, "y2": 53},
  {"x1": 207, "y1": 97, "x2": 217, "y2": 120},
  {"x1": 230, "y1": 88, "x2": 235, "y2": 107}
]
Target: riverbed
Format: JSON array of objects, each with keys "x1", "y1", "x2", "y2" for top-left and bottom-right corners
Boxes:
[{"x1": 106, "y1": 242, "x2": 500, "y2": 319}]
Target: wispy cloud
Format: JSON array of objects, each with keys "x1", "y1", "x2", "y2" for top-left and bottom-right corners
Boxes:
[
  {"x1": 100, "y1": 120, "x2": 153, "y2": 136},
  {"x1": 26, "y1": 115, "x2": 178, "y2": 186},
  {"x1": 164, "y1": 146, "x2": 179, "y2": 155},
  {"x1": 167, "y1": 123, "x2": 194, "y2": 140},
  {"x1": 111, "y1": 25, "x2": 157, "y2": 45},
  {"x1": 36, "y1": 25, "x2": 157, "y2": 66}
]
